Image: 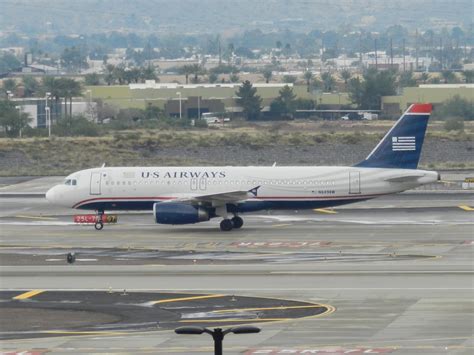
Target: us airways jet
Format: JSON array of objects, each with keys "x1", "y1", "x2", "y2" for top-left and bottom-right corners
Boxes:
[{"x1": 46, "y1": 103, "x2": 439, "y2": 231}]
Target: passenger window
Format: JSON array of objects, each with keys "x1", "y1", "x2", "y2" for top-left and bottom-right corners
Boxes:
[{"x1": 72, "y1": 180, "x2": 77, "y2": 186}]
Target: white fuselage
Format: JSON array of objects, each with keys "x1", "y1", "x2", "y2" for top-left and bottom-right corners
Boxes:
[{"x1": 46, "y1": 166, "x2": 439, "y2": 212}]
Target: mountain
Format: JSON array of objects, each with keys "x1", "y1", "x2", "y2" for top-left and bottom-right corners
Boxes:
[{"x1": 0, "y1": 0, "x2": 471, "y2": 35}]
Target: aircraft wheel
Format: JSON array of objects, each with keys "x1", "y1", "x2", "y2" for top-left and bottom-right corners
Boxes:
[
  {"x1": 231, "y1": 216, "x2": 243, "y2": 229},
  {"x1": 94, "y1": 221, "x2": 104, "y2": 230},
  {"x1": 220, "y1": 219, "x2": 233, "y2": 232}
]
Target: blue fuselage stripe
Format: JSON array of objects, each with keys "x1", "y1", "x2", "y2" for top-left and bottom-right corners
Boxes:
[{"x1": 77, "y1": 198, "x2": 371, "y2": 212}]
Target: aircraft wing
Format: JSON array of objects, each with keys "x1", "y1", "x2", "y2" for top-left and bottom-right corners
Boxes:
[{"x1": 163, "y1": 186, "x2": 260, "y2": 205}]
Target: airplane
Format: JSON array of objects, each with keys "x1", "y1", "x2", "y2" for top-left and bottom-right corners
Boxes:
[{"x1": 46, "y1": 103, "x2": 439, "y2": 232}]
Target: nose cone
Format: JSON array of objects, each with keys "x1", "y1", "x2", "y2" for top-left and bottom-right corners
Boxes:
[{"x1": 45, "y1": 186, "x2": 57, "y2": 203}]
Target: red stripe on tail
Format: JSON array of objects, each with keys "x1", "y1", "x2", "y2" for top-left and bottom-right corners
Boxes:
[{"x1": 409, "y1": 103, "x2": 432, "y2": 114}]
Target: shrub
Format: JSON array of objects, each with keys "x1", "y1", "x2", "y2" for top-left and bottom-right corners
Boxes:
[{"x1": 444, "y1": 117, "x2": 465, "y2": 131}]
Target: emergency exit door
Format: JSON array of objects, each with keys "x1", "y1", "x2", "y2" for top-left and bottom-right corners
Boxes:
[
  {"x1": 90, "y1": 172, "x2": 102, "y2": 195},
  {"x1": 349, "y1": 171, "x2": 361, "y2": 194}
]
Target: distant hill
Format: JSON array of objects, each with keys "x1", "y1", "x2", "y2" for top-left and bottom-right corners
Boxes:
[{"x1": 0, "y1": 0, "x2": 471, "y2": 35}]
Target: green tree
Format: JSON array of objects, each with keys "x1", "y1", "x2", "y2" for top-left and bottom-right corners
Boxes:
[
  {"x1": 2, "y1": 78, "x2": 17, "y2": 94},
  {"x1": 270, "y1": 85, "x2": 297, "y2": 119},
  {"x1": 141, "y1": 65, "x2": 158, "y2": 81},
  {"x1": 84, "y1": 73, "x2": 102, "y2": 86},
  {"x1": 398, "y1": 71, "x2": 417, "y2": 88},
  {"x1": 283, "y1": 75, "x2": 297, "y2": 84},
  {"x1": 419, "y1": 72, "x2": 430, "y2": 84},
  {"x1": 179, "y1": 65, "x2": 194, "y2": 84},
  {"x1": 433, "y1": 95, "x2": 473, "y2": 121},
  {"x1": 262, "y1": 69, "x2": 273, "y2": 83},
  {"x1": 190, "y1": 64, "x2": 206, "y2": 83},
  {"x1": 208, "y1": 72, "x2": 218, "y2": 83},
  {"x1": 303, "y1": 70, "x2": 313, "y2": 92},
  {"x1": 348, "y1": 68, "x2": 397, "y2": 110},
  {"x1": 0, "y1": 53, "x2": 21, "y2": 73},
  {"x1": 229, "y1": 73, "x2": 240, "y2": 83},
  {"x1": 461, "y1": 70, "x2": 474, "y2": 84},
  {"x1": 61, "y1": 46, "x2": 88, "y2": 72},
  {"x1": 441, "y1": 70, "x2": 457, "y2": 84},
  {"x1": 235, "y1": 80, "x2": 262, "y2": 120},
  {"x1": 321, "y1": 72, "x2": 335, "y2": 92},
  {"x1": 104, "y1": 64, "x2": 116, "y2": 85},
  {"x1": 22, "y1": 76, "x2": 40, "y2": 97},
  {"x1": 340, "y1": 69, "x2": 351, "y2": 90},
  {"x1": 0, "y1": 100, "x2": 31, "y2": 137}
]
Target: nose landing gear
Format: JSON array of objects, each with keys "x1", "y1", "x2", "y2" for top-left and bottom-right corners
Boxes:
[{"x1": 95, "y1": 210, "x2": 104, "y2": 230}]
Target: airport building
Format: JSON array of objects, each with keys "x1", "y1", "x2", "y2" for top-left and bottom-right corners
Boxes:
[
  {"x1": 382, "y1": 84, "x2": 474, "y2": 116},
  {"x1": 87, "y1": 81, "x2": 352, "y2": 118}
]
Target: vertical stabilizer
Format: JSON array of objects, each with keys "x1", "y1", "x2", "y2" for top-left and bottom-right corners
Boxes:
[{"x1": 356, "y1": 103, "x2": 432, "y2": 169}]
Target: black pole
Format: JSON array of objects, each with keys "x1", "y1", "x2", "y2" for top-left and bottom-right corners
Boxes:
[{"x1": 212, "y1": 328, "x2": 224, "y2": 355}]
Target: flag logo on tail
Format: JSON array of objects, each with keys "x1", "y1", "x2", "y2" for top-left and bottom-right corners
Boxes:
[{"x1": 392, "y1": 136, "x2": 416, "y2": 151}]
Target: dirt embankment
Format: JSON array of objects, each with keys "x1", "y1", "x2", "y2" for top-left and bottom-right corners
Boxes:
[{"x1": 0, "y1": 121, "x2": 472, "y2": 176}]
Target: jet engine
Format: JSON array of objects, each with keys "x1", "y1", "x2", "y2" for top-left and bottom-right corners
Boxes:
[{"x1": 153, "y1": 202, "x2": 210, "y2": 225}]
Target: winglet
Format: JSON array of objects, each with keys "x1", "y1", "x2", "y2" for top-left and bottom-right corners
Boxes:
[{"x1": 248, "y1": 186, "x2": 261, "y2": 197}]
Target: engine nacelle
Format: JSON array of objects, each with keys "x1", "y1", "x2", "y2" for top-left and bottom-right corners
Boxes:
[{"x1": 153, "y1": 202, "x2": 210, "y2": 225}]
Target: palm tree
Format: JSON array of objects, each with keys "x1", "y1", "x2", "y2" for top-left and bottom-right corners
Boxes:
[
  {"x1": 340, "y1": 69, "x2": 351, "y2": 90},
  {"x1": 190, "y1": 64, "x2": 206, "y2": 84},
  {"x1": 303, "y1": 70, "x2": 313, "y2": 92},
  {"x1": 140, "y1": 65, "x2": 158, "y2": 82},
  {"x1": 179, "y1": 65, "x2": 194, "y2": 84},
  {"x1": 419, "y1": 72, "x2": 430, "y2": 84},
  {"x1": 321, "y1": 72, "x2": 335, "y2": 92},
  {"x1": 441, "y1": 70, "x2": 456, "y2": 84}
]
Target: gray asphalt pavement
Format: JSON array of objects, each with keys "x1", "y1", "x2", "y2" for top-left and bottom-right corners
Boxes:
[{"x1": 0, "y1": 184, "x2": 473, "y2": 354}]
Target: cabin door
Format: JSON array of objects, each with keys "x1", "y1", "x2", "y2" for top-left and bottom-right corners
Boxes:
[
  {"x1": 90, "y1": 172, "x2": 102, "y2": 195},
  {"x1": 349, "y1": 171, "x2": 361, "y2": 194}
]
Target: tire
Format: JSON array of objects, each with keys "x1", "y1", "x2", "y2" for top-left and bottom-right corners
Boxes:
[
  {"x1": 94, "y1": 221, "x2": 104, "y2": 230},
  {"x1": 231, "y1": 216, "x2": 244, "y2": 229},
  {"x1": 220, "y1": 219, "x2": 233, "y2": 231}
]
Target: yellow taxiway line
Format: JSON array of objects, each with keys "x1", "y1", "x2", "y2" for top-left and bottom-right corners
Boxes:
[
  {"x1": 213, "y1": 304, "x2": 325, "y2": 313},
  {"x1": 13, "y1": 289, "x2": 45, "y2": 300},
  {"x1": 313, "y1": 208, "x2": 338, "y2": 214},
  {"x1": 458, "y1": 205, "x2": 474, "y2": 211},
  {"x1": 150, "y1": 294, "x2": 226, "y2": 305}
]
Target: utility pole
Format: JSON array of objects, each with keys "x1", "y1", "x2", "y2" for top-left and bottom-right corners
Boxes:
[
  {"x1": 359, "y1": 33, "x2": 363, "y2": 71},
  {"x1": 402, "y1": 38, "x2": 406, "y2": 72},
  {"x1": 439, "y1": 37, "x2": 443, "y2": 70},
  {"x1": 415, "y1": 29, "x2": 419, "y2": 71},
  {"x1": 374, "y1": 38, "x2": 378, "y2": 70},
  {"x1": 390, "y1": 38, "x2": 393, "y2": 69}
]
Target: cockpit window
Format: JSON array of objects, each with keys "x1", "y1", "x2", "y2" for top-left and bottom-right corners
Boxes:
[{"x1": 64, "y1": 179, "x2": 77, "y2": 186}]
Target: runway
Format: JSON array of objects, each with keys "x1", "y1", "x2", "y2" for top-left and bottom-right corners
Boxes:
[{"x1": 0, "y1": 178, "x2": 473, "y2": 354}]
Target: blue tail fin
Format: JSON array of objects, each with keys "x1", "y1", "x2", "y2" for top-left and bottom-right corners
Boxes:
[{"x1": 356, "y1": 103, "x2": 432, "y2": 169}]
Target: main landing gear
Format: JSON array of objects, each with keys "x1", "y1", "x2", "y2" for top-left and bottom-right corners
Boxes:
[{"x1": 219, "y1": 216, "x2": 244, "y2": 232}]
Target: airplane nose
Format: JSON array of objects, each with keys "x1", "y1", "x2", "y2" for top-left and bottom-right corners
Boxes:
[{"x1": 45, "y1": 186, "x2": 56, "y2": 202}]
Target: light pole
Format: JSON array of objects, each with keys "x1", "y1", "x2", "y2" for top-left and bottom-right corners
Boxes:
[
  {"x1": 86, "y1": 89, "x2": 92, "y2": 120},
  {"x1": 197, "y1": 95, "x2": 201, "y2": 119},
  {"x1": 45, "y1": 92, "x2": 51, "y2": 137},
  {"x1": 15, "y1": 106, "x2": 22, "y2": 138},
  {"x1": 175, "y1": 325, "x2": 260, "y2": 355},
  {"x1": 176, "y1": 91, "x2": 182, "y2": 119}
]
